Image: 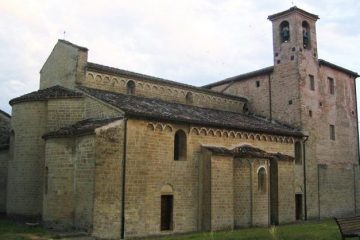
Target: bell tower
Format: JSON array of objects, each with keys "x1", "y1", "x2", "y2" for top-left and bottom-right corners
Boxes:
[
  {"x1": 268, "y1": 6, "x2": 319, "y2": 66},
  {"x1": 266, "y1": 7, "x2": 319, "y2": 128}
]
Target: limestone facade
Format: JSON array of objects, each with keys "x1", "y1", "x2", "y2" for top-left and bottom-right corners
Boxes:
[{"x1": 2, "y1": 6, "x2": 359, "y2": 240}]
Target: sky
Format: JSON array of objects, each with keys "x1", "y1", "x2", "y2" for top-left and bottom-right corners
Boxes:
[{"x1": 0, "y1": 0, "x2": 359, "y2": 114}]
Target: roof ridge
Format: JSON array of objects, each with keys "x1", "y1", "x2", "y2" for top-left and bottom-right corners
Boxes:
[
  {"x1": 318, "y1": 59, "x2": 359, "y2": 77},
  {"x1": 202, "y1": 66, "x2": 274, "y2": 89},
  {"x1": 58, "y1": 39, "x2": 88, "y2": 51},
  {"x1": 0, "y1": 109, "x2": 11, "y2": 118},
  {"x1": 268, "y1": 6, "x2": 319, "y2": 21},
  {"x1": 10, "y1": 85, "x2": 83, "y2": 105}
]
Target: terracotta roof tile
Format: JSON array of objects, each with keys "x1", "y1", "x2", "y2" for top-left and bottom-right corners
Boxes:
[
  {"x1": 9, "y1": 85, "x2": 83, "y2": 105},
  {"x1": 43, "y1": 117, "x2": 123, "y2": 139},
  {"x1": 202, "y1": 66, "x2": 273, "y2": 89},
  {"x1": 78, "y1": 86, "x2": 303, "y2": 137},
  {"x1": 203, "y1": 144, "x2": 294, "y2": 161}
]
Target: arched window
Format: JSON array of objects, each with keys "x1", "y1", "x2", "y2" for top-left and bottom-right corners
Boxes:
[
  {"x1": 185, "y1": 92, "x2": 193, "y2": 104},
  {"x1": 280, "y1": 21, "x2": 290, "y2": 43},
  {"x1": 126, "y1": 80, "x2": 135, "y2": 95},
  {"x1": 302, "y1": 21, "x2": 310, "y2": 49},
  {"x1": 294, "y1": 141, "x2": 302, "y2": 164},
  {"x1": 258, "y1": 167, "x2": 266, "y2": 193},
  {"x1": 174, "y1": 130, "x2": 187, "y2": 161}
]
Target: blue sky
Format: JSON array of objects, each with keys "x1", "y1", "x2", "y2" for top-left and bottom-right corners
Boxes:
[{"x1": 0, "y1": 0, "x2": 359, "y2": 114}]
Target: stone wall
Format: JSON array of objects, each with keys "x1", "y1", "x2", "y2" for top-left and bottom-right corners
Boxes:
[
  {"x1": 122, "y1": 118, "x2": 297, "y2": 238},
  {"x1": 7, "y1": 102, "x2": 47, "y2": 218},
  {"x1": 43, "y1": 135, "x2": 96, "y2": 231},
  {"x1": 318, "y1": 164, "x2": 357, "y2": 218},
  {"x1": 210, "y1": 155, "x2": 234, "y2": 231},
  {"x1": 0, "y1": 149, "x2": 8, "y2": 213},
  {"x1": 233, "y1": 158, "x2": 270, "y2": 228},
  {"x1": 92, "y1": 120, "x2": 125, "y2": 239},
  {"x1": 40, "y1": 40, "x2": 87, "y2": 90},
  {"x1": 277, "y1": 160, "x2": 295, "y2": 223},
  {"x1": 47, "y1": 99, "x2": 84, "y2": 131},
  {"x1": 43, "y1": 138, "x2": 76, "y2": 229},
  {"x1": 211, "y1": 74, "x2": 271, "y2": 118},
  {"x1": 83, "y1": 96, "x2": 122, "y2": 119},
  {"x1": 83, "y1": 70, "x2": 246, "y2": 113}
]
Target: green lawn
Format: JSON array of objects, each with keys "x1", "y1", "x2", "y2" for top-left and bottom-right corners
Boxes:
[
  {"x1": 152, "y1": 220, "x2": 352, "y2": 240},
  {"x1": 0, "y1": 218, "x2": 357, "y2": 240},
  {"x1": 0, "y1": 219, "x2": 52, "y2": 240}
]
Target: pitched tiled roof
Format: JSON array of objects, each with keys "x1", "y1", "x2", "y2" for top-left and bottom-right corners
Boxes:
[
  {"x1": 9, "y1": 85, "x2": 83, "y2": 105},
  {"x1": 319, "y1": 59, "x2": 359, "y2": 77},
  {"x1": 0, "y1": 127, "x2": 10, "y2": 150},
  {"x1": 43, "y1": 117, "x2": 123, "y2": 139},
  {"x1": 58, "y1": 39, "x2": 88, "y2": 51},
  {"x1": 78, "y1": 86, "x2": 303, "y2": 137},
  {"x1": 268, "y1": 6, "x2": 319, "y2": 21},
  {"x1": 0, "y1": 109, "x2": 11, "y2": 119},
  {"x1": 202, "y1": 66, "x2": 273, "y2": 89},
  {"x1": 203, "y1": 144, "x2": 294, "y2": 161},
  {"x1": 87, "y1": 62, "x2": 247, "y2": 102}
]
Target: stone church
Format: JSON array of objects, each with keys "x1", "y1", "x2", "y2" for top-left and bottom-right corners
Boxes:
[{"x1": 0, "y1": 6, "x2": 359, "y2": 239}]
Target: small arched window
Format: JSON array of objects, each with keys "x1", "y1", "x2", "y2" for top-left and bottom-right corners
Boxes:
[
  {"x1": 295, "y1": 141, "x2": 302, "y2": 164},
  {"x1": 126, "y1": 80, "x2": 135, "y2": 95},
  {"x1": 302, "y1": 21, "x2": 310, "y2": 49},
  {"x1": 280, "y1": 21, "x2": 290, "y2": 43},
  {"x1": 174, "y1": 130, "x2": 187, "y2": 161},
  {"x1": 185, "y1": 92, "x2": 193, "y2": 104},
  {"x1": 258, "y1": 167, "x2": 266, "y2": 193}
]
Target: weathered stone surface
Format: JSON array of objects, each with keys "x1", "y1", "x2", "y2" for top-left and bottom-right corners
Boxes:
[{"x1": 3, "y1": 6, "x2": 359, "y2": 240}]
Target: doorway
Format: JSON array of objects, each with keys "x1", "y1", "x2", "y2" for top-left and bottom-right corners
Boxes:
[
  {"x1": 270, "y1": 161, "x2": 279, "y2": 225},
  {"x1": 295, "y1": 194, "x2": 303, "y2": 220},
  {"x1": 161, "y1": 195, "x2": 173, "y2": 231}
]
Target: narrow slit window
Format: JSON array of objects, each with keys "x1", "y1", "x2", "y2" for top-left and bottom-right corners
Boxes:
[
  {"x1": 294, "y1": 142, "x2": 302, "y2": 165},
  {"x1": 328, "y1": 77, "x2": 335, "y2": 95},
  {"x1": 256, "y1": 81, "x2": 260, "y2": 88},
  {"x1": 126, "y1": 80, "x2": 135, "y2": 95},
  {"x1": 309, "y1": 75, "x2": 315, "y2": 91},
  {"x1": 330, "y1": 125, "x2": 335, "y2": 140},
  {"x1": 258, "y1": 167, "x2": 266, "y2": 193},
  {"x1": 174, "y1": 130, "x2": 187, "y2": 161}
]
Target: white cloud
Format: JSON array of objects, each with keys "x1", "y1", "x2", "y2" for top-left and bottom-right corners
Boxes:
[{"x1": 0, "y1": 0, "x2": 359, "y2": 114}]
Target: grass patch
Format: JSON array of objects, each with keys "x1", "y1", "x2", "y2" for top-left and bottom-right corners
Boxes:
[
  {"x1": 153, "y1": 219, "x2": 356, "y2": 240},
  {"x1": 0, "y1": 219, "x2": 52, "y2": 240},
  {"x1": 0, "y1": 218, "x2": 358, "y2": 240}
]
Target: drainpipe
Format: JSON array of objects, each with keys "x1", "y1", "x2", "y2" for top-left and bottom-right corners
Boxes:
[
  {"x1": 302, "y1": 136, "x2": 309, "y2": 220},
  {"x1": 249, "y1": 159, "x2": 253, "y2": 226},
  {"x1": 353, "y1": 76, "x2": 359, "y2": 214},
  {"x1": 120, "y1": 118, "x2": 128, "y2": 239},
  {"x1": 353, "y1": 164, "x2": 357, "y2": 215},
  {"x1": 268, "y1": 73, "x2": 272, "y2": 120},
  {"x1": 317, "y1": 164, "x2": 321, "y2": 220}
]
